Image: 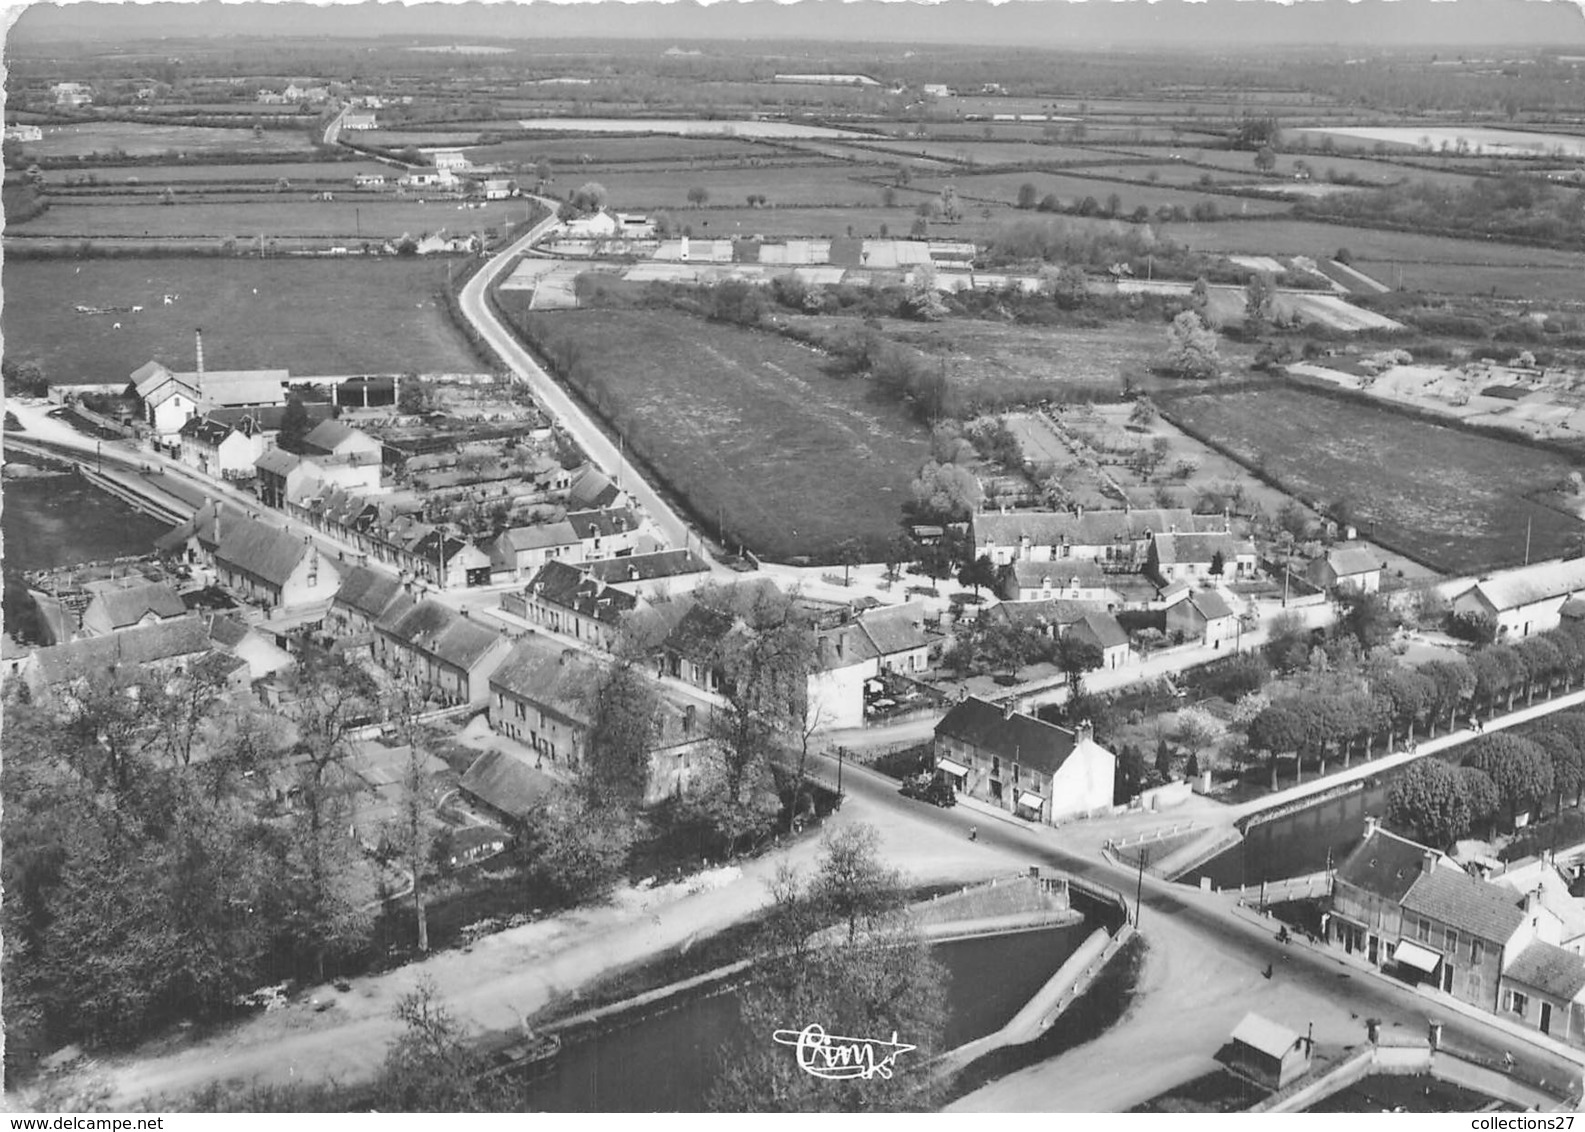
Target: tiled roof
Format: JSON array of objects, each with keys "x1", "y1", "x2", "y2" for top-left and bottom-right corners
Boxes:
[
  {"x1": 1008, "y1": 559, "x2": 1107, "y2": 588},
  {"x1": 130, "y1": 360, "x2": 173, "y2": 399},
  {"x1": 664, "y1": 603, "x2": 736, "y2": 665},
  {"x1": 1325, "y1": 546, "x2": 1382, "y2": 578},
  {"x1": 83, "y1": 579, "x2": 187, "y2": 629},
  {"x1": 1190, "y1": 591, "x2": 1235, "y2": 621},
  {"x1": 1073, "y1": 610, "x2": 1129, "y2": 650},
  {"x1": 1231, "y1": 1014, "x2": 1303, "y2": 1061},
  {"x1": 488, "y1": 636, "x2": 597, "y2": 721},
  {"x1": 209, "y1": 403, "x2": 335, "y2": 432},
  {"x1": 1335, "y1": 828, "x2": 1436, "y2": 904},
  {"x1": 1467, "y1": 559, "x2": 1585, "y2": 614},
  {"x1": 568, "y1": 466, "x2": 621, "y2": 510},
  {"x1": 991, "y1": 598, "x2": 1099, "y2": 633},
  {"x1": 429, "y1": 618, "x2": 507, "y2": 671},
  {"x1": 856, "y1": 603, "x2": 932, "y2": 657},
  {"x1": 178, "y1": 416, "x2": 235, "y2": 446},
  {"x1": 205, "y1": 613, "x2": 252, "y2": 649},
  {"x1": 33, "y1": 617, "x2": 211, "y2": 685},
  {"x1": 935, "y1": 696, "x2": 1082, "y2": 777},
  {"x1": 193, "y1": 649, "x2": 249, "y2": 683},
  {"x1": 583, "y1": 549, "x2": 708, "y2": 585},
  {"x1": 154, "y1": 499, "x2": 242, "y2": 554},
  {"x1": 498, "y1": 521, "x2": 580, "y2": 553},
  {"x1": 255, "y1": 448, "x2": 303, "y2": 476},
  {"x1": 1503, "y1": 941, "x2": 1585, "y2": 1002},
  {"x1": 975, "y1": 508, "x2": 1196, "y2": 550},
  {"x1": 214, "y1": 517, "x2": 311, "y2": 590},
  {"x1": 1402, "y1": 866, "x2": 1526, "y2": 944},
  {"x1": 334, "y1": 565, "x2": 406, "y2": 622},
  {"x1": 525, "y1": 560, "x2": 637, "y2": 626},
  {"x1": 1152, "y1": 531, "x2": 1241, "y2": 566},
  {"x1": 816, "y1": 623, "x2": 881, "y2": 671},
  {"x1": 379, "y1": 599, "x2": 504, "y2": 670},
  {"x1": 459, "y1": 749, "x2": 553, "y2": 823},
  {"x1": 566, "y1": 508, "x2": 638, "y2": 540},
  {"x1": 194, "y1": 371, "x2": 289, "y2": 407},
  {"x1": 303, "y1": 419, "x2": 362, "y2": 453}
]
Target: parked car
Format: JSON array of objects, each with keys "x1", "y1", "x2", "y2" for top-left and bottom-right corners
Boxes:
[{"x1": 900, "y1": 773, "x2": 957, "y2": 808}]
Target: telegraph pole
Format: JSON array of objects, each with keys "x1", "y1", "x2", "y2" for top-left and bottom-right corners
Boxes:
[{"x1": 1136, "y1": 848, "x2": 1147, "y2": 928}]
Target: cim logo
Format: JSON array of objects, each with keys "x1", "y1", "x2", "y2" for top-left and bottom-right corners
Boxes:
[{"x1": 772, "y1": 1024, "x2": 916, "y2": 1081}]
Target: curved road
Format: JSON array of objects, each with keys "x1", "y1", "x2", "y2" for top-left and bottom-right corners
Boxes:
[{"x1": 458, "y1": 207, "x2": 702, "y2": 560}]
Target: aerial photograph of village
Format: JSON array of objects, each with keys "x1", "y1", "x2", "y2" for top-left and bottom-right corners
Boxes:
[{"x1": 6, "y1": 0, "x2": 1585, "y2": 1115}]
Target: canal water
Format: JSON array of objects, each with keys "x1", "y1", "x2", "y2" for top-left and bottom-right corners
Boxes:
[
  {"x1": 2, "y1": 460, "x2": 172, "y2": 642},
  {"x1": 1181, "y1": 775, "x2": 1396, "y2": 891},
  {"x1": 521, "y1": 921, "x2": 1089, "y2": 1112}
]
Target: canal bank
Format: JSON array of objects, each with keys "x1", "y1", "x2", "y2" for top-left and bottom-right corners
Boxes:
[
  {"x1": 509, "y1": 871, "x2": 1130, "y2": 1112},
  {"x1": 1151, "y1": 686, "x2": 1585, "y2": 889}
]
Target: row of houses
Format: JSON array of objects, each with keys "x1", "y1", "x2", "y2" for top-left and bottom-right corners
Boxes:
[
  {"x1": 1330, "y1": 820, "x2": 1585, "y2": 1048},
  {"x1": 12, "y1": 604, "x2": 294, "y2": 698}
]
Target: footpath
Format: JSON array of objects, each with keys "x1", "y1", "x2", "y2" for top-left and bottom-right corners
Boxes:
[{"x1": 1152, "y1": 686, "x2": 1585, "y2": 880}]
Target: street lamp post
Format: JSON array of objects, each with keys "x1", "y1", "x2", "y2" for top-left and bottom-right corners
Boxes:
[
  {"x1": 1135, "y1": 847, "x2": 1147, "y2": 928},
  {"x1": 837, "y1": 746, "x2": 845, "y2": 797}
]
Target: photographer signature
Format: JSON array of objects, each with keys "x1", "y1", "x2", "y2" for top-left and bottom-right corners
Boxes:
[{"x1": 772, "y1": 1024, "x2": 916, "y2": 1080}]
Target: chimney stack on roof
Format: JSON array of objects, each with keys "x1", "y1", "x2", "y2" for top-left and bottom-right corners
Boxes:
[
  {"x1": 1003, "y1": 699, "x2": 1015, "y2": 720},
  {"x1": 1422, "y1": 850, "x2": 1438, "y2": 876},
  {"x1": 1363, "y1": 815, "x2": 1379, "y2": 839}
]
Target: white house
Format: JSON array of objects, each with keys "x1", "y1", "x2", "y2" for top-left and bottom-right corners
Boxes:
[
  {"x1": 178, "y1": 415, "x2": 266, "y2": 479},
  {"x1": 430, "y1": 149, "x2": 472, "y2": 172},
  {"x1": 808, "y1": 623, "x2": 881, "y2": 731},
  {"x1": 1452, "y1": 558, "x2": 1585, "y2": 640},
  {"x1": 1166, "y1": 590, "x2": 1239, "y2": 649},
  {"x1": 342, "y1": 110, "x2": 377, "y2": 130},
  {"x1": 213, "y1": 516, "x2": 341, "y2": 611},
  {"x1": 1308, "y1": 545, "x2": 1383, "y2": 595},
  {"x1": 933, "y1": 699, "x2": 1115, "y2": 823},
  {"x1": 1147, "y1": 531, "x2": 1257, "y2": 584},
  {"x1": 974, "y1": 508, "x2": 1197, "y2": 568},
  {"x1": 564, "y1": 210, "x2": 619, "y2": 239}
]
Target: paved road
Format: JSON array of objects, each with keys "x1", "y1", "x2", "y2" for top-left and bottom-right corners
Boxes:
[{"x1": 457, "y1": 206, "x2": 710, "y2": 566}]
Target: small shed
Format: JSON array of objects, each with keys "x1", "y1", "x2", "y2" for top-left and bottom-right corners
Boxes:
[{"x1": 1225, "y1": 1012, "x2": 1311, "y2": 1090}]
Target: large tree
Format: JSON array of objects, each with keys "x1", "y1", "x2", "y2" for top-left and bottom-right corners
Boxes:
[
  {"x1": 1161, "y1": 311, "x2": 1220, "y2": 380},
  {"x1": 708, "y1": 825, "x2": 947, "y2": 1112},
  {"x1": 1247, "y1": 701, "x2": 1306, "y2": 789},
  {"x1": 578, "y1": 656, "x2": 661, "y2": 811},
  {"x1": 1387, "y1": 757, "x2": 1470, "y2": 849},
  {"x1": 1463, "y1": 734, "x2": 1554, "y2": 826}
]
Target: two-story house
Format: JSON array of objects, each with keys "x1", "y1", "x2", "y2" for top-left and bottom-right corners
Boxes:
[
  {"x1": 933, "y1": 697, "x2": 1115, "y2": 823},
  {"x1": 974, "y1": 507, "x2": 1197, "y2": 568},
  {"x1": 1147, "y1": 531, "x2": 1257, "y2": 584},
  {"x1": 213, "y1": 516, "x2": 341, "y2": 611},
  {"x1": 1307, "y1": 545, "x2": 1383, "y2": 595},
  {"x1": 509, "y1": 559, "x2": 638, "y2": 650},
  {"x1": 373, "y1": 600, "x2": 512, "y2": 706},
  {"x1": 1327, "y1": 820, "x2": 1442, "y2": 967},
  {"x1": 328, "y1": 565, "x2": 408, "y2": 642},
  {"x1": 178, "y1": 415, "x2": 265, "y2": 479},
  {"x1": 566, "y1": 508, "x2": 641, "y2": 562},
  {"x1": 486, "y1": 521, "x2": 582, "y2": 581}
]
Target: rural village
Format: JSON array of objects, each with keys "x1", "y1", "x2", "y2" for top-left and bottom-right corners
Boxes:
[{"x1": 8, "y1": 0, "x2": 1585, "y2": 1117}]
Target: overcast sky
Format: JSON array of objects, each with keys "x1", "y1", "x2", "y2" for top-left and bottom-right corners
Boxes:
[{"x1": 6, "y1": 0, "x2": 1584, "y2": 51}]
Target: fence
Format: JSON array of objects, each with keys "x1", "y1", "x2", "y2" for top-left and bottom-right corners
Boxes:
[{"x1": 1106, "y1": 821, "x2": 1202, "y2": 853}]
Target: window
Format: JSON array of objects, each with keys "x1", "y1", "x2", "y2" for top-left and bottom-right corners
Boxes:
[
  {"x1": 1509, "y1": 990, "x2": 1529, "y2": 1018},
  {"x1": 1013, "y1": 763, "x2": 1021, "y2": 782},
  {"x1": 992, "y1": 756, "x2": 1000, "y2": 776},
  {"x1": 1445, "y1": 929, "x2": 1458, "y2": 954},
  {"x1": 1417, "y1": 918, "x2": 1431, "y2": 942},
  {"x1": 1470, "y1": 939, "x2": 1483, "y2": 966}
]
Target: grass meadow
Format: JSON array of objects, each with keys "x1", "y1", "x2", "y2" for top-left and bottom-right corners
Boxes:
[
  {"x1": 1164, "y1": 387, "x2": 1585, "y2": 573},
  {"x1": 493, "y1": 303, "x2": 932, "y2": 562},
  {"x1": 2, "y1": 257, "x2": 482, "y2": 382}
]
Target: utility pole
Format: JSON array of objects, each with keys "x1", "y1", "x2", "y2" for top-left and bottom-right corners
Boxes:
[
  {"x1": 1525, "y1": 515, "x2": 1533, "y2": 566},
  {"x1": 1135, "y1": 848, "x2": 1147, "y2": 928}
]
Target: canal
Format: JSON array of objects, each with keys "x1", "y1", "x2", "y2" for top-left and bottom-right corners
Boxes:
[
  {"x1": 2, "y1": 459, "x2": 172, "y2": 642},
  {"x1": 521, "y1": 921, "x2": 1091, "y2": 1112},
  {"x1": 1181, "y1": 776, "x2": 1398, "y2": 892}
]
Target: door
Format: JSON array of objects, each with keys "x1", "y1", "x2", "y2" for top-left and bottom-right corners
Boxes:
[
  {"x1": 1368, "y1": 936, "x2": 1379, "y2": 966},
  {"x1": 1541, "y1": 1001, "x2": 1553, "y2": 1035},
  {"x1": 1441, "y1": 962, "x2": 1455, "y2": 994}
]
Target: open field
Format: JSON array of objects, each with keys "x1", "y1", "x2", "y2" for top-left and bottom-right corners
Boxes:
[
  {"x1": 554, "y1": 163, "x2": 883, "y2": 209},
  {"x1": 631, "y1": 205, "x2": 1015, "y2": 242},
  {"x1": 1163, "y1": 218, "x2": 1585, "y2": 300},
  {"x1": 53, "y1": 159, "x2": 395, "y2": 184},
  {"x1": 833, "y1": 140, "x2": 1125, "y2": 167},
  {"x1": 492, "y1": 304, "x2": 932, "y2": 561},
  {"x1": 1, "y1": 257, "x2": 481, "y2": 382},
  {"x1": 1164, "y1": 387, "x2": 1585, "y2": 573},
  {"x1": 921, "y1": 170, "x2": 1292, "y2": 216},
  {"x1": 467, "y1": 135, "x2": 779, "y2": 165},
  {"x1": 8, "y1": 197, "x2": 526, "y2": 241},
  {"x1": 1288, "y1": 126, "x2": 1585, "y2": 158},
  {"x1": 15, "y1": 122, "x2": 317, "y2": 158},
  {"x1": 513, "y1": 117, "x2": 886, "y2": 140}
]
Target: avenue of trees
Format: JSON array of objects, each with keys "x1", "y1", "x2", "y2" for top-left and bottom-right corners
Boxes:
[{"x1": 1240, "y1": 603, "x2": 1585, "y2": 796}]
